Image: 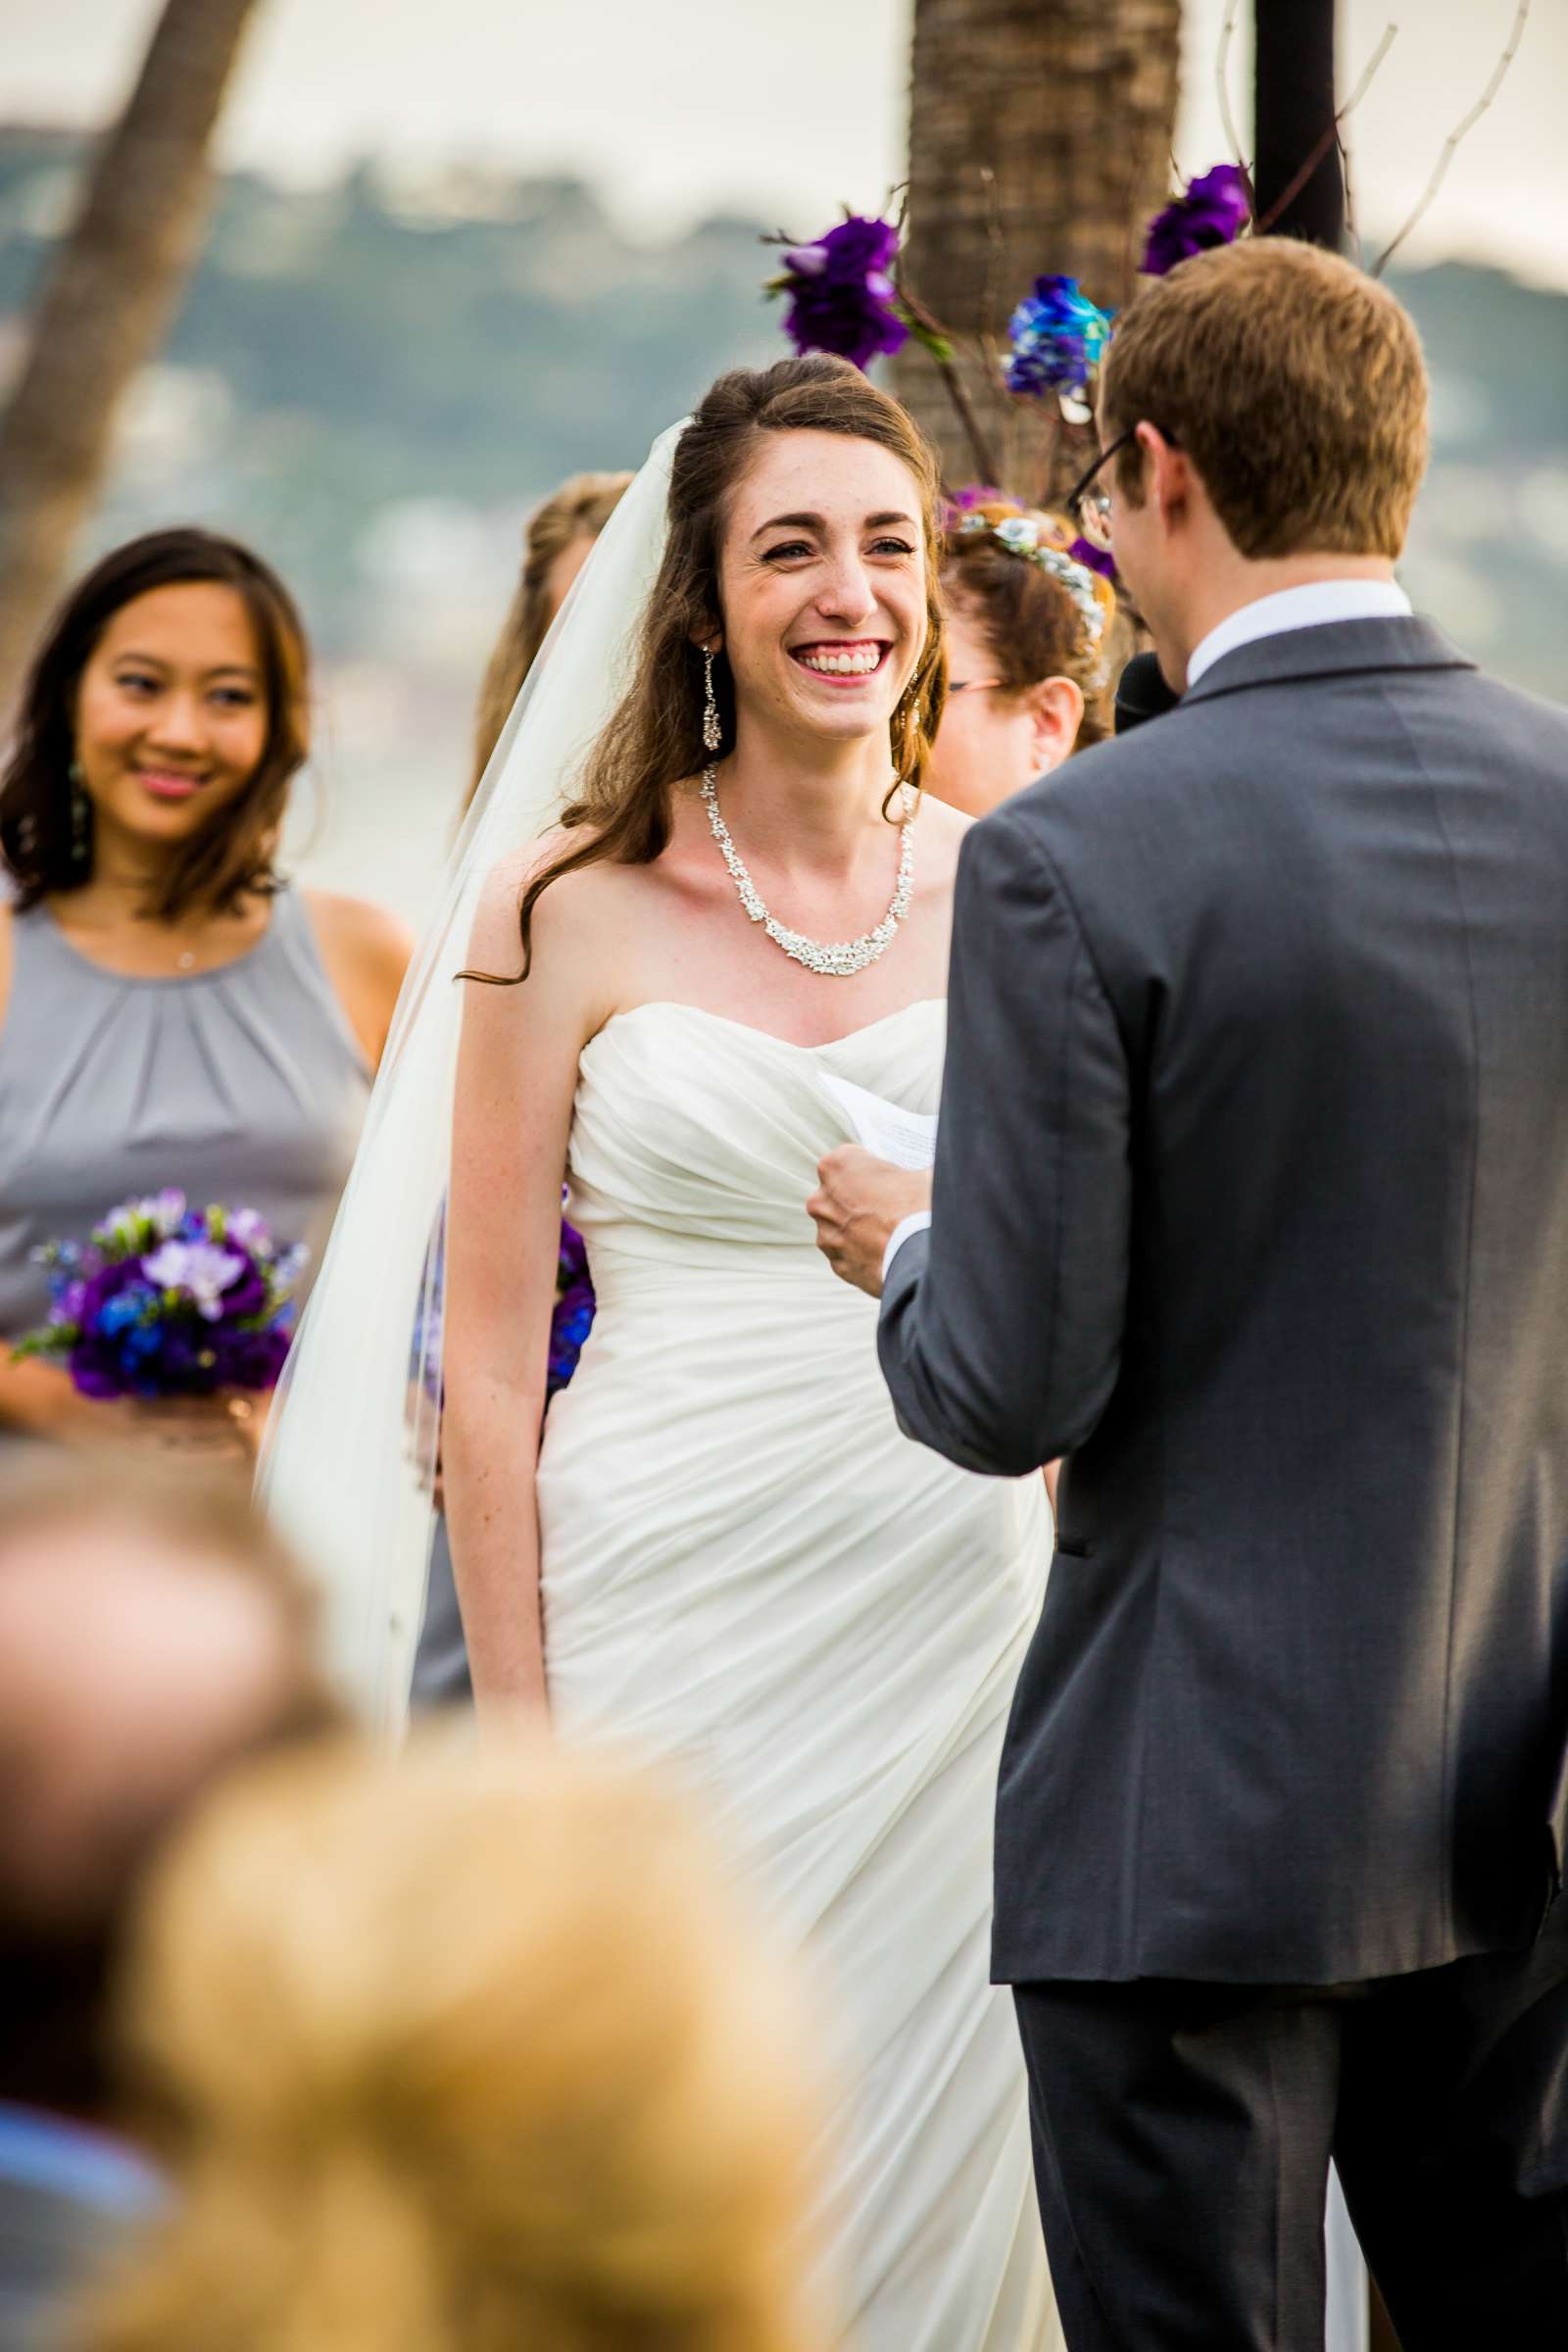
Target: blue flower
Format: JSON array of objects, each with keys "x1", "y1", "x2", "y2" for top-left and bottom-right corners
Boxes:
[
  {"x1": 1005, "y1": 275, "x2": 1113, "y2": 401},
  {"x1": 99, "y1": 1282, "x2": 160, "y2": 1337}
]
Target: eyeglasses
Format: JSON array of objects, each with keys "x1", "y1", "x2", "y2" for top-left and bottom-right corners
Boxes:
[
  {"x1": 946, "y1": 677, "x2": 1005, "y2": 697},
  {"x1": 1064, "y1": 424, "x2": 1175, "y2": 554}
]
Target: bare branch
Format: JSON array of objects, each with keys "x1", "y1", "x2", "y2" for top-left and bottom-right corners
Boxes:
[
  {"x1": 1216, "y1": 0, "x2": 1245, "y2": 170},
  {"x1": 1342, "y1": 22, "x2": 1398, "y2": 119},
  {"x1": 895, "y1": 274, "x2": 1004, "y2": 488},
  {"x1": 1373, "y1": 0, "x2": 1532, "y2": 275},
  {"x1": 1339, "y1": 131, "x2": 1364, "y2": 269}
]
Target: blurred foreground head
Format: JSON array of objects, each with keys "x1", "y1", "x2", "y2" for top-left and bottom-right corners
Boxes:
[
  {"x1": 0, "y1": 1450, "x2": 337, "y2": 2115},
  {"x1": 84, "y1": 1734, "x2": 820, "y2": 2352},
  {"x1": 1096, "y1": 238, "x2": 1430, "y2": 679}
]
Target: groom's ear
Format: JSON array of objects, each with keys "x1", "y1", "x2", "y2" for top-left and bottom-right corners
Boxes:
[{"x1": 1140, "y1": 425, "x2": 1194, "y2": 531}]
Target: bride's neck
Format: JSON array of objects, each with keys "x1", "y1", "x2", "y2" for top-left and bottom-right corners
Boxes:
[{"x1": 718, "y1": 725, "x2": 897, "y2": 872}]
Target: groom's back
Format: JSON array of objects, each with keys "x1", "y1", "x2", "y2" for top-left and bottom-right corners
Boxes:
[{"x1": 997, "y1": 616, "x2": 1568, "y2": 1984}]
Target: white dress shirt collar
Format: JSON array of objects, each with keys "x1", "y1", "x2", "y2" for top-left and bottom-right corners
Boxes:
[{"x1": 1185, "y1": 579, "x2": 1412, "y2": 691}]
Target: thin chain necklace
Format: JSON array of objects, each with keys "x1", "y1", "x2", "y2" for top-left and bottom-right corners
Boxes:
[{"x1": 700, "y1": 764, "x2": 917, "y2": 979}]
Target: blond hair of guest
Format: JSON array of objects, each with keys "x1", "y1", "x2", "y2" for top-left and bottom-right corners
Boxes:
[
  {"x1": 466, "y1": 470, "x2": 634, "y2": 811},
  {"x1": 80, "y1": 1733, "x2": 820, "y2": 2352}
]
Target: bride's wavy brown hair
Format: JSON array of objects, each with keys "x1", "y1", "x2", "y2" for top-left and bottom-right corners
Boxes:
[{"x1": 482, "y1": 354, "x2": 948, "y2": 982}]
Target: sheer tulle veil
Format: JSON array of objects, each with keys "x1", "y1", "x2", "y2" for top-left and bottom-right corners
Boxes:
[{"x1": 259, "y1": 422, "x2": 685, "y2": 1731}]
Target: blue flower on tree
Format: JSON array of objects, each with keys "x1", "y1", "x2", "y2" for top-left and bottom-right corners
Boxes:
[{"x1": 1004, "y1": 276, "x2": 1113, "y2": 402}]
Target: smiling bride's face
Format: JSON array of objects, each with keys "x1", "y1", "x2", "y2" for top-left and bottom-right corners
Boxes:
[{"x1": 714, "y1": 428, "x2": 929, "y2": 755}]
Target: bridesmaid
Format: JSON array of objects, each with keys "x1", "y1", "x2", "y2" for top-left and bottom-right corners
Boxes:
[
  {"x1": 0, "y1": 528, "x2": 412, "y2": 1462},
  {"x1": 412, "y1": 468, "x2": 629, "y2": 1705},
  {"x1": 925, "y1": 498, "x2": 1114, "y2": 818},
  {"x1": 464, "y1": 468, "x2": 633, "y2": 813}
]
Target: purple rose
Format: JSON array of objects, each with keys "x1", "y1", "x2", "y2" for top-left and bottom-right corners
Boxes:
[
  {"x1": 213, "y1": 1323, "x2": 291, "y2": 1392},
  {"x1": 797, "y1": 215, "x2": 900, "y2": 282},
  {"x1": 547, "y1": 1218, "x2": 596, "y2": 1396},
  {"x1": 1142, "y1": 164, "x2": 1251, "y2": 277},
  {"x1": 557, "y1": 1219, "x2": 589, "y2": 1289},
  {"x1": 216, "y1": 1247, "x2": 270, "y2": 1322},
  {"x1": 780, "y1": 215, "x2": 908, "y2": 371},
  {"x1": 941, "y1": 484, "x2": 1007, "y2": 531},
  {"x1": 547, "y1": 1279, "x2": 597, "y2": 1396},
  {"x1": 154, "y1": 1325, "x2": 217, "y2": 1394},
  {"x1": 70, "y1": 1263, "x2": 164, "y2": 1397},
  {"x1": 1069, "y1": 534, "x2": 1118, "y2": 580}
]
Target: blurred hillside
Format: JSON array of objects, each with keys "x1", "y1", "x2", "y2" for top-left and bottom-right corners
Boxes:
[{"x1": 2, "y1": 123, "x2": 1565, "y2": 921}]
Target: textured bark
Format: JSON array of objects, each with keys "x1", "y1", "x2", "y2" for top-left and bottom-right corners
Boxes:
[
  {"x1": 890, "y1": 0, "x2": 1182, "y2": 494},
  {"x1": 0, "y1": 0, "x2": 262, "y2": 710},
  {"x1": 1253, "y1": 0, "x2": 1344, "y2": 248}
]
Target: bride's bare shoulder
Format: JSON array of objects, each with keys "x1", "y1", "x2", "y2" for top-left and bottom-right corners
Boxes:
[{"x1": 468, "y1": 826, "x2": 648, "y2": 970}]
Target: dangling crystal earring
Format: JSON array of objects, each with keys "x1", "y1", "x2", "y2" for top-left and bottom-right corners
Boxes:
[
  {"x1": 69, "y1": 759, "x2": 89, "y2": 865},
  {"x1": 702, "y1": 648, "x2": 723, "y2": 755}
]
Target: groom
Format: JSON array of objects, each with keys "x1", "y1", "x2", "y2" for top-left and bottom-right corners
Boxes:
[{"x1": 810, "y1": 237, "x2": 1568, "y2": 2348}]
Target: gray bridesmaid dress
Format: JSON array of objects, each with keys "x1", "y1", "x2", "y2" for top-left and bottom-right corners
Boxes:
[{"x1": 0, "y1": 888, "x2": 370, "y2": 1421}]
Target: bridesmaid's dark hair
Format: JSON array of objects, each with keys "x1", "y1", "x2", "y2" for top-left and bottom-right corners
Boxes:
[
  {"x1": 0, "y1": 528, "x2": 310, "y2": 921},
  {"x1": 470, "y1": 355, "x2": 948, "y2": 984}
]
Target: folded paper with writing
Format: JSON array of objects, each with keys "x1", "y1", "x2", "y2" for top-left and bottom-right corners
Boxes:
[{"x1": 820, "y1": 1073, "x2": 938, "y2": 1172}]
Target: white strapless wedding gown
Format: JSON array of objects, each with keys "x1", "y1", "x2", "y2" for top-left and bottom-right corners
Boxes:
[{"x1": 535, "y1": 998, "x2": 1061, "y2": 2350}]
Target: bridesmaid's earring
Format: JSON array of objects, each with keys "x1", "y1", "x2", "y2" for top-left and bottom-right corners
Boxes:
[
  {"x1": 702, "y1": 649, "x2": 722, "y2": 755},
  {"x1": 69, "y1": 760, "x2": 89, "y2": 865}
]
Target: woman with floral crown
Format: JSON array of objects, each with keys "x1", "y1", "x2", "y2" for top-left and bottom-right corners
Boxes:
[{"x1": 926, "y1": 497, "x2": 1116, "y2": 818}]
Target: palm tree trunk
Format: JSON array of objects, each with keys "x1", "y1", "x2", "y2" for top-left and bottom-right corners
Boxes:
[
  {"x1": 0, "y1": 0, "x2": 263, "y2": 710},
  {"x1": 889, "y1": 0, "x2": 1182, "y2": 494}
]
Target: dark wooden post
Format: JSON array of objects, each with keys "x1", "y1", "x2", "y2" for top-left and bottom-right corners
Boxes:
[{"x1": 1251, "y1": 0, "x2": 1345, "y2": 247}]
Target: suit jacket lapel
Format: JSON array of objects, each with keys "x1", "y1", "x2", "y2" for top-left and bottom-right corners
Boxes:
[{"x1": 1182, "y1": 615, "x2": 1476, "y2": 706}]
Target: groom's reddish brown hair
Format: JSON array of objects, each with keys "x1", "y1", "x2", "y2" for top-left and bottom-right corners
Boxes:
[{"x1": 1099, "y1": 238, "x2": 1429, "y2": 561}]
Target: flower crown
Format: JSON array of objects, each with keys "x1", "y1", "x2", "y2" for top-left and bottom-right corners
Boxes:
[{"x1": 950, "y1": 512, "x2": 1107, "y2": 649}]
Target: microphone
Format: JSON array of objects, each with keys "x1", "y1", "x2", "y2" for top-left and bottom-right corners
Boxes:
[{"x1": 1114, "y1": 651, "x2": 1181, "y2": 735}]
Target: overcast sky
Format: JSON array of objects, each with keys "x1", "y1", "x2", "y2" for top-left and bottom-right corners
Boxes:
[{"x1": 6, "y1": 0, "x2": 1564, "y2": 286}]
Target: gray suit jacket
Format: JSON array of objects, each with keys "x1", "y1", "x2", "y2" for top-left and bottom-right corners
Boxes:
[{"x1": 880, "y1": 618, "x2": 1568, "y2": 1985}]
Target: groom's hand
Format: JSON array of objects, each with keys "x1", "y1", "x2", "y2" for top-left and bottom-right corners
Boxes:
[{"x1": 808, "y1": 1149, "x2": 932, "y2": 1299}]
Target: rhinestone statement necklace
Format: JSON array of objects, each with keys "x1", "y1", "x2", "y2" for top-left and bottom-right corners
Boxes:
[{"x1": 700, "y1": 764, "x2": 916, "y2": 979}]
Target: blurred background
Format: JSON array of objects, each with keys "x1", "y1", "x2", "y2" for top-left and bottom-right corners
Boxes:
[{"x1": 3, "y1": 0, "x2": 1564, "y2": 925}]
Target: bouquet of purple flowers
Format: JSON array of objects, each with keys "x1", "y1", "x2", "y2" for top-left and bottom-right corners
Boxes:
[
  {"x1": 414, "y1": 1200, "x2": 594, "y2": 1411},
  {"x1": 549, "y1": 1218, "x2": 595, "y2": 1396},
  {"x1": 13, "y1": 1192, "x2": 308, "y2": 1400}
]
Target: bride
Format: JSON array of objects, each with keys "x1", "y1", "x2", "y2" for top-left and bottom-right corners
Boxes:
[{"x1": 264, "y1": 355, "x2": 1059, "y2": 2350}]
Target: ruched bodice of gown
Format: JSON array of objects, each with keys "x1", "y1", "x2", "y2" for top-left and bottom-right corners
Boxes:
[{"x1": 536, "y1": 999, "x2": 1061, "y2": 2351}]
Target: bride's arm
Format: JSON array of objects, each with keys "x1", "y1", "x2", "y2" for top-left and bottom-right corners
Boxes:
[{"x1": 443, "y1": 853, "x2": 602, "y2": 1717}]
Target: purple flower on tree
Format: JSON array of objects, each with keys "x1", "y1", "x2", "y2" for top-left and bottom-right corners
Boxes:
[
  {"x1": 1142, "y1": 165, "x2": 1252, "y2": 277},
  {"x1": 774, "y1": 216, "x2": 909, "y2": 371}
]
